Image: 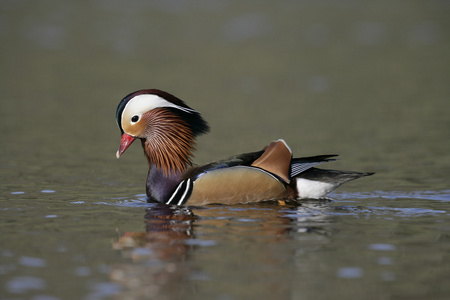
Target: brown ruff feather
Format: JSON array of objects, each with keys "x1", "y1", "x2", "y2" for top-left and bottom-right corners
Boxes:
[{"x1": 142, "y1": 108, "x2": 196, "y2": 176}]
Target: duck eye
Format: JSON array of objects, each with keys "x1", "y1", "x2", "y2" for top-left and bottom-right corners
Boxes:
[{"x1": 131, "y1": 115, "x2": 139, "y2": 123}]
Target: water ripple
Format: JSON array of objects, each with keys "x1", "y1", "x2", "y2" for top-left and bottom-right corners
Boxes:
[
  {"x1": 336, "y1": 267, "x2": 364, "y2": 279},
  {"x1": 367, "y1": 206, "x2": 446, "y2": 217},
  {"x1": 332, "y1": 190, "x2": 450, "y2": 202},
  {"x1": 97, "y1": 195, "x2": 149, "y2": 207},
  {"x1": 6, "y1": 276, "x2": 46, "y2": 294}
]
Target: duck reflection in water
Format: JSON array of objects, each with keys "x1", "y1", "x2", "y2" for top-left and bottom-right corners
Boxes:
[
  {"x1": 111, "y1": 201, "x2": 333, "y2": 299},
  {"x1": 113, "y1": 204, "x2": 196, "y2": 261}
]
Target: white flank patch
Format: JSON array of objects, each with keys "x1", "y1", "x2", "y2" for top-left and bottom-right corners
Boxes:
[
  {"x1": 295, "y1": 178, "x2": 336, "y2": 199},
  {"x1": 122, "y1": 94, "x2": 196, "y2": 126}
]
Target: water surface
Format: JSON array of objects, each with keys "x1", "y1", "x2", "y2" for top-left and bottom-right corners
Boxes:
[{"x1": 1, "y1": 1, "x2": 449, "y2": 299}]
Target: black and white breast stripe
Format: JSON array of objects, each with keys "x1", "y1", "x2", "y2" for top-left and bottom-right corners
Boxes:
[{"x1": 165, "y1": 178, "x2": 193, "y2": 206}]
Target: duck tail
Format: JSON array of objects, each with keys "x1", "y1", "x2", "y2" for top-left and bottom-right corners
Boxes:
[{"x1": 292, "y1": 168, "x2": 374, "y2": 199}]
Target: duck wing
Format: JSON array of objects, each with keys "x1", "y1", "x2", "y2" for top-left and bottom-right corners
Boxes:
[{"x1": 290, "y1": 155, "x2": 338, "y2": 178}]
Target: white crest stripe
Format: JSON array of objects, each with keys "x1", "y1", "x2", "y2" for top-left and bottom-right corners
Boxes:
[{"x1": 121, "y1": 94, "x2": 197, "y2": 132}]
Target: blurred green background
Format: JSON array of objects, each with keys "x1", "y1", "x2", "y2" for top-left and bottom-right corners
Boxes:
[{"x1": 1, "y1": 0, "x2": 449, "y2": 195}]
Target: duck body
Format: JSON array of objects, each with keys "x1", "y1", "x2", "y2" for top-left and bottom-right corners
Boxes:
[{"x1": 116, "y1": 89, "x2": 373, "y2": 206}]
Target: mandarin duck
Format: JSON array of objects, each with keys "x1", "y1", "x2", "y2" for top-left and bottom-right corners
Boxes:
[{"x1": 116, "y1": 89, "x2": 374, "y2": 206}]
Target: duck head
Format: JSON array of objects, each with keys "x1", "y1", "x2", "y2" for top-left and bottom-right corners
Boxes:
[{"x1": 115, "y1": 89, "x2": 209, "y2": 176}]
